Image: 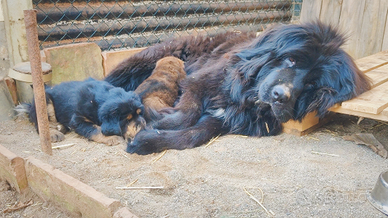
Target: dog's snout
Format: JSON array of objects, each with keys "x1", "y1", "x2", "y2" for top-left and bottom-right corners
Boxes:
[
  {"x1": 271, "y1": 85, "x2": 290, "y2": 103},
  {"x1": 102, "y1": 128, "x2": 120, "y2": 136},
  {"x1": 101, "y1": 123, "x2": 122, "y2": 136}
]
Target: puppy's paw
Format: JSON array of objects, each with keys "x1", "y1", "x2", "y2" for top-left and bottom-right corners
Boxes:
[
  {"x1": 56, "y1": 124, "x2": 68, "y2": 134},
  {"x1": 50, "y1": 130, "x2": 65, "y2": 142},
  {"x1": 101, "y1": 135, "x2": 125, "y2": 146},
  {"x1": 91, "y1": 134, "x2": 125, "y2": 146}
]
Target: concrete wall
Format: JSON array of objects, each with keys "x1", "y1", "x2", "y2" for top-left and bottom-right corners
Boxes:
[{"x1": 0, "y1": 0, "x2": 10, "y2": 79}]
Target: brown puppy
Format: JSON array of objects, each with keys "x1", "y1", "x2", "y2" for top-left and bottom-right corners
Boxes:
[{"x1": 134, "y1": 56, "x2": 186, "y2": 121}]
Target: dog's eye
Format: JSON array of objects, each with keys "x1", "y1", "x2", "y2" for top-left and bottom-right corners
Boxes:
[
  {"x1": 286, "y1": 57, "x2": 296, "y2": 67},
  {"x1": 305, "y1": 81, "x2": 316, "y2": 89}
]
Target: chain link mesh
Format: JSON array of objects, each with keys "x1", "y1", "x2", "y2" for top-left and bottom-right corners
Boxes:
[{"x1": 33, "y1": 0, "x2": 301, "y2": 51}]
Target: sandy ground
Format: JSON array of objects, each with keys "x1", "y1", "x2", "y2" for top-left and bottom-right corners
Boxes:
[
  {"x1": 0, "y1": 113, "x2": 387, "y2": 217},
  {"x1": 0, "y1": 179, "x2": 72, "y2": 218}
]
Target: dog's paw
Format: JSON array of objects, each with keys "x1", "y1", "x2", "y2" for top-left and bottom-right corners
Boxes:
[
  {"x1": 50, "y1": 130, "x2": 65, "y2": 142},
  {"x1": 126, "y1": 130, "x2": 162, "y2": 155}
]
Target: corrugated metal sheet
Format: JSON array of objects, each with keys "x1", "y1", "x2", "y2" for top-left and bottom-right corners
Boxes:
[{"x1": 33, "y1": 0, "x2": 293, "y2": 51}]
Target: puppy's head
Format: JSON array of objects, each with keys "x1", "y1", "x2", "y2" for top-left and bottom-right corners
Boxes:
[
  {"x1": 154, "y1": 56, "x2": 186, "y2": 81},
  {"x1": 98, "y1": 88, "x2": 145, "y2": 138}
]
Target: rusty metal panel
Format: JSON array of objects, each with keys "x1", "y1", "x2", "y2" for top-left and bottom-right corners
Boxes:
[{"x1": 33, "y1": 1, "x2": 295, "y2": 51}]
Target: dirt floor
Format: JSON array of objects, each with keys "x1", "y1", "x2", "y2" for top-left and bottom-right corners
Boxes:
[
  {"x1": 0, "y1": 179, "x2": 72, "y2": 217},
  {"x1": 0, "y1": 113, "x2": 387, "y2": 217}
]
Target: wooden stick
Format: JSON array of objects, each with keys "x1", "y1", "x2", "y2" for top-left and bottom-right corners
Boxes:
[
  {"x1": 205, "y1": 134, "x2": 220, "y2": 147},
  {"x1": 243, "y1": 187, "x2": 275, "y2": 217},
  {"x1": 115, "y1": 186, "x2": 164, "y2": 190},
  {"x1": 2, "y1": 200, "x2": 33, "y2": 213},
  {"x1": 311, "y1": 151, "x2": 339, "y2": 157},
  {"x1": 151, "y1": 150, "x2": 167, "y2": 164},
  {"x1": 265, "y1": 122, "x2": 270, "y2": 133},
  {"x1": 52, "y1": 143, "x2": 75, "y2": 149}
]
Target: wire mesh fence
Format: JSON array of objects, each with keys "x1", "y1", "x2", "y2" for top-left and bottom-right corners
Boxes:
[{"x1": 33, "y1": 0, "x2": 301, "y2": 51}]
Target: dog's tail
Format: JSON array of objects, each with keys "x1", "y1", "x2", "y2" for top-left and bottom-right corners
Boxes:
[
  {"x1": 14, "y1": 103, "x2": 32, "y2": 116},
  {"x1": 15, "y1": 102, "x2": 39, "y2": 132}
]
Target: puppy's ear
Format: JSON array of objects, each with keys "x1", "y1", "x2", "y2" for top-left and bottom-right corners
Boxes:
[{"x1": 77, "y1": 84, "x2": 99, "y2": 121}]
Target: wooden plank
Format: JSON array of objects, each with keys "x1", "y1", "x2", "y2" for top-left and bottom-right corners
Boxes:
[
  {"x1": 319, "y1": 0, "x2": 343, "y2": 26},
  {"x1": 340, "y1": 81, "x2": 388, "y2": 114},
  {"x1": 283, "y1": 111, "x2": 319, "y2": 132},
  {"x1": 381, "y1": 106, "x2": 388, "y2": 118},
  {"x1": 282, "y1": 111, "x2": 333, "y2": 136},
  {"x1": 365, "y1": 64, "x2": 388, "y2": 87},
  {"x1": 330, "y1": 105, "x2": 388, "y2": 122},
  {"x1": 300, "y1": 0, "x2": 322, "y2": 22},
  {"x1": 354, "y1": 0, "x2": 388, "y2": 59},
  {"x1": 383, "y1": 8, "x2": 388, "y2": 52},
  {"x1": 338, "y1": 0, "x2": 366, "y2": 59},
  {"x1": 355, "y1": 51, "x2": 388, "y2": 72}
]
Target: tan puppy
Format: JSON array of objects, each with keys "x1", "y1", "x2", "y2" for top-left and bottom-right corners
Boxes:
[{"x1": 135, "y1": 56, "x2": 186, "y2": 121}]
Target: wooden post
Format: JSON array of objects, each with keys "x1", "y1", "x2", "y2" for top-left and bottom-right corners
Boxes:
[{"x1": 24, "y1": 9, "x2": 52, "y2": 155}]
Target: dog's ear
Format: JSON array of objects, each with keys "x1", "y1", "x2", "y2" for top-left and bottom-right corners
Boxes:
[
  {"x1": 77, "y1": 84, "x2": 100, "y2": 122},
  {"x1": 294, "y1": 51, "x2": 371, "y2": 120}
]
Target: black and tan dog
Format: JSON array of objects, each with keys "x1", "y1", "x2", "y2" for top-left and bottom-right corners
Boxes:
[
  {"x1": 25, "y1": 78, "x2": 145, "y2": 146},
  {"x1": 135, "y1": 56, "x2": 186, "y2": 121}
]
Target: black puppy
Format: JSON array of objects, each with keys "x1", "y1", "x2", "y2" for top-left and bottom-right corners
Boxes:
[{"x1": 26, "y1": 78, "x2": 145, "y2": 146}]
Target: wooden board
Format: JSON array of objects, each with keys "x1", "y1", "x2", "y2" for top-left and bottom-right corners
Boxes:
[
  {"x1": 365, "y1": 64, "x2": 388, "y2": 87},
  {"x1": 355, "y1": 52, "x2": 388, "y2": 72},
  {"x1": 300, "y1": 0, "x2": 322, "y2": 22},
  {"x1": 319, "y1": 0, "x2": 343, "y2": 25},
  {"x1": 338, "y1": 0, "x2": 366, "y2": 59},
  {"x1": 282, "y1": 112, "x2": 333, "y2": 136},
  {"x1": 330, "y1": 105, "x2": 388, "y2": 122},
  {"x1": 340, "y1": 81, "x2": 388, "y2": 114},
  {"x1": 300, "y1": 0, "x2": 388, "y2": 59}
]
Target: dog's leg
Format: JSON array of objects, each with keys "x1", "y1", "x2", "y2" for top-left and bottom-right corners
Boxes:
[
  {"x1": 70, "y1": 115, "x2": 125, "y2": 146},
  {"x1": 46, "y1": 99, "x2": 67, "y2": 142},
  {"x1": 127, "y1": 115, "x2": 229, "y2": 154}
]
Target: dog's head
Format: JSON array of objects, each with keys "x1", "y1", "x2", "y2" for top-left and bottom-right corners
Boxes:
[
  {"x1": 98, "y1": 88, "x2": 146, "y2": 138},
  {"x1": 230, "y1": 21, "x2": 371, "y2": 123}
]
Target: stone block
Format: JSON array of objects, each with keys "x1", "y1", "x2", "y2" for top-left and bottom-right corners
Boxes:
[
  {"x1": 102, "y1": 48, "x2": 145, "y2": 76},
  {"x1": 0, "y1": 144, "x2": 28, "y2": 193},
  {"x1": 25, "y1": 156, "x2": 122, "y2": 218},
  {"x1": 113, "y1": 207, "x2": 138, "y2": 218},
  {"x1": 44, "y1": 43, "x2": 104, "y2": 85}
]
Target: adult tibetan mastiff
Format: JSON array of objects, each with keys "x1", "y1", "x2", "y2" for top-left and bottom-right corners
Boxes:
[
  {"x1": 104, "y1": 21, "x2": 371, "y2": 154},
  {"x1": 26, "y1": 78, "x2": 145, "y2": 145}
]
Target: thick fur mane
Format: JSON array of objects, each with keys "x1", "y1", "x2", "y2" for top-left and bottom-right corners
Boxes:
[{"x1": 105, "y1": 31, "x2": 256, "y2": 91}]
